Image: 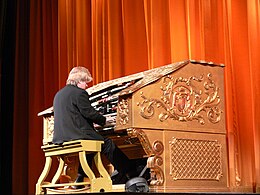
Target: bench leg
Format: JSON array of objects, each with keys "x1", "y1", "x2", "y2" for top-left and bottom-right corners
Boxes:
[
  {"x1": 79, "y1": 151, "x2": 112, "y2": 192},
  {"x1": 92, "y1": 152, "x2": 113, "y2": 192},
  {"x1": 35, "y1": 156, "x2": 52, "y2": 195},
  {"x1": 51, "y1": 157, "x2": 65, "y2": 184},
  {"x1": 79, "y1": 151, "x2": 96, "y2": 180},
  {"x1": 94, "y1": 152, "x2": 110, "y2": 179}
]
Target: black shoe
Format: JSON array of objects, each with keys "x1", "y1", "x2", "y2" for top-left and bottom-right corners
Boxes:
[
  {"x1": 72, "y1": 174, "x2": 85, "y2": 189},
  {"x1": 111, "y1": 170, "x2": 129, "y2": 184}
]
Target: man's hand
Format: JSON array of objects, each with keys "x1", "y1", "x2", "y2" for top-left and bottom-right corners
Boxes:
[{"x1": 105, "y1": 115, "x2": 116, "y2": 125}]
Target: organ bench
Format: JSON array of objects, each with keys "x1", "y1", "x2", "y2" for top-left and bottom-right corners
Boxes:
[{"x1": 35, "y1": 140, "x2": 113, "y2": 194}]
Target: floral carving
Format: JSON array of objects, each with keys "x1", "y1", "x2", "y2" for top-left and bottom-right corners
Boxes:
[
  {"x1": 138, "y1": 73, "x2": 222, "y2": 124},
  {"x1": 118, "y1": 99, "x2": 129, "y2": 125},
  {"x1": 46, "y1": 116, "x2": 54, "y2": 139}
]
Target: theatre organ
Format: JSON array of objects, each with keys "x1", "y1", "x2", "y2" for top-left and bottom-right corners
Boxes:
[{"x1": 37, "y1": 60, "x2": 229, "y2": 193}]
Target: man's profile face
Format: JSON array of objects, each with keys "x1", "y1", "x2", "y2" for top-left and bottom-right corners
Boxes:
[{"x1": 77, "y1": 80, "x2": 88, "y2": 90}]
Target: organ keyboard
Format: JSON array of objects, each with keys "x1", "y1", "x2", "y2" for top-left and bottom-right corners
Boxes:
[{"x1": 38, "y1": 60, "x2": 229, "y2": 192}]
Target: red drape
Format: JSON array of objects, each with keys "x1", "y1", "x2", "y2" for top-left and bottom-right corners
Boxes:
[{"x1": 12, "y1": 0, "x2": 260, "y2": 194}]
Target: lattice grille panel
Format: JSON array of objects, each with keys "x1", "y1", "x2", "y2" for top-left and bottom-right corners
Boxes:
[{"x1": 170, "y1": 137, "x2": 223, "y2": 181}]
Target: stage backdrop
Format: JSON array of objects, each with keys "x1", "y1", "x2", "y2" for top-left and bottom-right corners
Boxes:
[{"x1": 11, "y1": 0, "x2": 260, "y2": 194}]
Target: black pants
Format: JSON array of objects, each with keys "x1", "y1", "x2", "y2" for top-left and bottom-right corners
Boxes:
[{"x1": 78, "y1": 137, "x2": 131, "y2": 177}]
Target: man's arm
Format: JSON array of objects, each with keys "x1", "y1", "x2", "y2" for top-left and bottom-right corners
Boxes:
[{"x1": 77, "y1": 91, "x2": 106, "y2": 126}]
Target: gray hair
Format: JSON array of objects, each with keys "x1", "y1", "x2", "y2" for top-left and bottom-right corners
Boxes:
[{"x1": 66, "y1": 66, "x2": 93, "y2": 85}]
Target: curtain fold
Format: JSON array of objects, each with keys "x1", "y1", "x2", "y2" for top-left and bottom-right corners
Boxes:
[
  {"x1": 247, "y1": 0, "x2": 260, "y2": 190},
  {"x1": 22, "y1": 0, "x2": 260, "y2": 194},
  {"x1": 227, "y1": 0, "x2": 256, "y2": 189},
  {"x1": 27, "y1": 0, "x2": 59, "y2": 193},
  {"x1": 13, "y1": 0, "x2": 29, "y2": 194}
]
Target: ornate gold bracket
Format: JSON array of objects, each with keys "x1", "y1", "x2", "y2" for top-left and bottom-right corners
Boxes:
[{"x1": 127, "y1": 128, "x2": 165, "y2": 185}]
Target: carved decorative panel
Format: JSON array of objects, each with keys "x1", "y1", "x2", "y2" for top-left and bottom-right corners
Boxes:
[
  {"x1": 43, "y1": 116, "x2": 54, "y2": 144},
  {"x1": 137, "y1": 73, "x2": 222, "y2": 125},
  {"x1": 118, "y1": 98, "x2": 130, "y2": 125},
  {"x1": 169, "y1": 137, "x2": 223, "y2": 181}
]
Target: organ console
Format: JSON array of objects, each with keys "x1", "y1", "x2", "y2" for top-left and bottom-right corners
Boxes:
[{"x1": 37, "y1": 60, "x2": 229, "y2": 193}]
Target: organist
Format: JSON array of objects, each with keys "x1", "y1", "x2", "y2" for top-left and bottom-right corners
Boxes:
[{"x1": 52, "y1": 66, "x2": 135, "y2": 187}]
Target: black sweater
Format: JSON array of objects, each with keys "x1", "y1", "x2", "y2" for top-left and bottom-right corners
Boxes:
[{"x1": 53, "y1": 85, "x2": 106, "y2": 144}]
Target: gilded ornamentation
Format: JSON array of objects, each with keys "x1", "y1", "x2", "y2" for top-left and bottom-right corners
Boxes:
[
  {"x1": 46, "y1": 116, "x2": 54, "y2": 139},
  {"x1": 169, "y1": 137, "x2": 223, "y2": 181},
  {"x1": 148, "y1": 156, "x2": 164, "y2": 185},
  {"x1": 138, "y1": 73, "x2": 222, "y2": 124},
  {"x1": 153, "y1": 141, "x2": 164, "y2": 155},
  {"x1": 118, "y1": 99, "x2": 129, "y2": 125},
  {"x1": 127, "y1": 128, "x2": 164, "y2": 185},
  {"x1": 127, "y1": 128, "x2": 154, "y2": 156}
]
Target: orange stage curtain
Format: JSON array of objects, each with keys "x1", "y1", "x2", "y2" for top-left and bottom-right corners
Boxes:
[{"x1": 12, "y1": 0, "x2": 259, "y2": 194}]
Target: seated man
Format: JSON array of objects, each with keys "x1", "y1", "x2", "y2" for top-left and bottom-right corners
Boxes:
[{"x1": 52, "y1": 66, "x2": 133, "y2": 185}]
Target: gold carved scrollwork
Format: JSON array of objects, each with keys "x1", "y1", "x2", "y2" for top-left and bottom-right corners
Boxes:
[
  {"x1": 127, "y1": 128, "x2": 154, "y2": 156},
  {"x1": 148, "y1": 156, "x2": 164, "y2": 186},
  {"x1": 118, "y1": 99, "x2": 129, "y2": 125},
  {"x1": 127, "y1": 129, "x2": 165, "y2": 185},
  {"x1": 46, "y1": 116, "x2": 54, "y2": 139},
  {"x1": 153, "y1": 140, "x2": 164, "y2": 155},
  {"x1": 138, "y1": 73, "x2": 222, "y2": 124}
]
